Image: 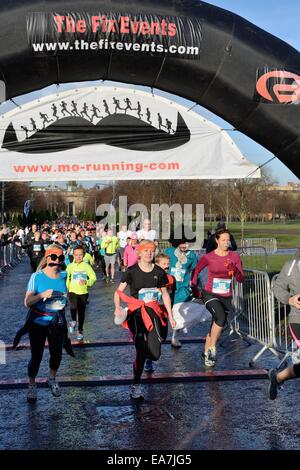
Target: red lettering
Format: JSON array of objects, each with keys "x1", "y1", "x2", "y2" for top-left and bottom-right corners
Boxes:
[
  {"x1": 160, "y1": 19, "x2": 168, "y2": 36},
  {"x1": 107, "y1": 19, "x2": 116, "y2": 33},
  {"x1": 102, "y1": 16, "x2": 107, "y2": 33},
  {"x1": 150, "y1": 22, "x2": 160, "y2": 35},
  {"x1": 140, "y1": 22, "x2": 150, "y2": 35},
  {"x1": 92, "y1": 15, "x2": 101, "y2": 33},
  {"x1": 256, "y1": 71, "x2": 300, "y2": 103},
  {"x1": 168, "y1": 23, "x2": 177, "y2": 37},
  {"x1": 130, "y1": 20, "x2": 140, "y2": 35},
  {"x1": 120, "y1": 16, "x2": 130, "y2": 34},
  {"x1": 53, "y1": 15, "x2": 64, "y2": 33},
  {"x1": 66, "y1": 16, "x2": 76, "y2": 33},
  {"x1": 77, "y1": 20, "x2": 86, "y2": 33}
]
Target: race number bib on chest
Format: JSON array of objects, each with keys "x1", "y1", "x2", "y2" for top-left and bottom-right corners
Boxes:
[
  {"x1": 138, "y1": 288, "x2": 161, "y2": 303},
  {"x1": 73, "y1": 272, "x2": 88, "y2": 283},
  {"x1": 212, "y1": 278, "x2": 231, "y2": 295},
  {"x1": 171, "y1": 267, "x2": 185, "y2": 282},
  {"x1": 45, "y1": 291, "x2": 67, "y2": 311}
]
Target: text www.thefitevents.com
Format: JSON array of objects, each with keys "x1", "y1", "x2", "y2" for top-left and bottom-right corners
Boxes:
[
  {"x1": 13, "y1": 161, "x2": 180, "y2": 175},
  {"x1": 31, "y1": 39, "x2": 200, "y2": 57}
]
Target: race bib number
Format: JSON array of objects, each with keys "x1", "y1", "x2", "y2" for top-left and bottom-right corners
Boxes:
[
  {"x1": 73, "y1": 271, "x2": 88, "y2": 283},
  {"x1": 45, "y1": 291, "x2": 67, "y2": 311},
  {"x1": 138, "y1": 288, "x2": 161, "y2": 303},
  {"x1": 212, "y1": 278, "x2": 231, "y2": 295},
  {"x1": 171, "y1": 267, "x2": 185, "y2": 283}
]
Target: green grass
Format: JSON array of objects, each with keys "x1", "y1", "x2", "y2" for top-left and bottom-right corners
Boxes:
[
  {"x1": 266, "y1": 255, "x2": 294, "y2": 274},
  {"x1": 204, "y1": 222, "x2": 300, "y2": 248}
]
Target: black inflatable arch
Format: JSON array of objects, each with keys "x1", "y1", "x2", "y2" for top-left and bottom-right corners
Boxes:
[{"x1": 1, "y1": 0, "x2": 300, "y2": 176}]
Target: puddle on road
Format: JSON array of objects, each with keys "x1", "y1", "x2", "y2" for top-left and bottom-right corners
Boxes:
[
  {"x1": 95, "y1": 403, "x2": 175, "y2": 424},
  {"x1": 96, "y1": 405, "x2": 136, "y2": 424}
]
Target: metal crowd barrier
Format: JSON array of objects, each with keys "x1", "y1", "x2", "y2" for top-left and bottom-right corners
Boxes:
[
  {"x1": 241, "y1": 237, "x2": 277, "y2": 254},
  {"x1": 228, "y1": 269, "x2": 279, "y2": 366},
  {"x1": 238, "y1": 246, "x2": 268, "y2": 272},
  {"x1": 158, "y1": 240, "x2": 171, "y2": 251},
  {"x1": 0, "y1": 242, "x2": 23, "y2": 275},
  {"x1": 227, "y1": 269, "x2": 299, "y2": 369}
]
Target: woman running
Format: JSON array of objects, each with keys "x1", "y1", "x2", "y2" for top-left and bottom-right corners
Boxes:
[
  {"x1": 114, "y1": 240, "x2": 176, "y2": 399},
  {"x1": 24, "y1": 244, "x2": 68, "y2": 402},
  {"x1": 191, "y1": 229, "x2": 244, "y2": 367}
]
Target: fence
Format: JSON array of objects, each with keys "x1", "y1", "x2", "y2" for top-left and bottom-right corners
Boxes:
[
  {"x1": 228, "y1": 269, "x2": 300, "y2": 369},
  {"x1": 229, "y1": 269, "x2": 278, "y2": 366},
  {"x1": 0, "y1": 242, "x2": 23, "y2": 275},
  {"x1": 241, "y1": 238, "x2": 277, "y2": 254},
  {"x1": 238, "y1": 246, "x2": 268, "y2": 272}
]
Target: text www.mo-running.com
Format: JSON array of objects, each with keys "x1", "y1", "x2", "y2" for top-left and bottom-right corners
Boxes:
[{"x1": 13, "y1": 162, "x2": 180, "y2": 174}]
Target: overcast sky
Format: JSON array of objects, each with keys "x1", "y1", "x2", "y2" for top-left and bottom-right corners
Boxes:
[{"x1": 1, "y1": 0, "x2": 299, "y2": 187}]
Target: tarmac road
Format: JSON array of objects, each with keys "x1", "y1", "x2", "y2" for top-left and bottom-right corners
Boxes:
[{"x1": 1, "y1": 258, "x2": 300, "y2": 451}]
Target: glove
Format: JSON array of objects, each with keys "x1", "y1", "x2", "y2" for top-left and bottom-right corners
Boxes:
[
  {"x1": 224, "y1": 261, "x2": 236, "y2": 277},
  {"x1": 191, "y1": 285, "x2": 202, "y2": 299}
]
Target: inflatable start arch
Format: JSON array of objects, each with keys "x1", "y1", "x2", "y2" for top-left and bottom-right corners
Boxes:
[{"x1": 0, "y1": 0, "x2": 300, "y2": 177}]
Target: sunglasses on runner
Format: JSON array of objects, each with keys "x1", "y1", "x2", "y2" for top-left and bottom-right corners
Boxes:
[{"x1": 47, "y1": 254, "x2": 65, "y2": 262}]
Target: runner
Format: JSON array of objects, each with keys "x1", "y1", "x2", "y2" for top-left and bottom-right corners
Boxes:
[
  {"x1": 144, "y1": 252, "x2": 176, "y2": 374},
  {"x1": 66, "y1": 231, "x2": 80, "y2": 264},
  {"x1": 191, "y1": 229, "x2": 244, "y2": 367},
  {"x1": 114, "y1": 240, "x2": 176, "y2": 399},
  {"x1": 24, "y1": 244, "x2": 68, "y2": 403},
  {"x1": 117, "y1": 225, "x2": 131, "y2": 271},
  {"x1": 66, "y1": 245, "x2": 97, "y2": 340},
  {"x1": 101, "y1": 229, "x2": 120, "y2": 283},
  {"x1": 268, "y1": 257, "x2": 300, "y2": 399},
  {"x1": 28, "y1": 231, "x2": 45, "y2": 272},
  {"x1": 137, "y1": 219, "x2": 156, "y2": 241},
  {"x1": 123, "y1": 233, "x2": 139, "y2": 269},
  {"x1": 165, "y1": 235, "x2": 199, "y2": 348},
  {"x1": 41, "y1": 230, "x2": 52, "y2": 251}
]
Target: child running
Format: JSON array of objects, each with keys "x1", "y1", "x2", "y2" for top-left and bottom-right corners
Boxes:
[{"x1": 66, "y1": 245, "x2": 97, "y2": 340}]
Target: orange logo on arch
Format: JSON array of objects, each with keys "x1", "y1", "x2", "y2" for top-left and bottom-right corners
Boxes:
[{"x1": 256, "y1": 70, "x2": 300, "y2": 103}]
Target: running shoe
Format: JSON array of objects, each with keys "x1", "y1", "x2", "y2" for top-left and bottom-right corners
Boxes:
[
  {"x1": 268, "y1": 369, "x2": 283, "y2": 400},
  {"x1": 130, "y1": 384, "x2": 144, "y2": 400},
  {"x1": 144, "y1": 359, "x2": 155, "y2": 374},
  {"x1": 110, "y1": 278, "x2": 115, "y2": 283},
  {"x1": 47, "y1": 377, "x2": 61, "y2": 397},
  {"x1": 201, "y1": 347, "x2": 216, "y2": 367},
  {"x1": 76, "y1": 332, "x2": 84, "y2": 341},
  {"x1": 27, "y1": 383, "x2": 37, "y2": 403},
  {"x1": 69, "y1": 321, "x2": 77, "y2": 334},
  {"x1": 171, "y1": 336, "x2": 182, "y2": 348}
]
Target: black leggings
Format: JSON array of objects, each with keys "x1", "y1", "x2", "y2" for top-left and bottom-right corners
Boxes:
[
  {"x1": 28, "y1": 322, "x2": 65, "y2": 378},
  {"x1": 290, "y1": 323, "x2": 300, "y2": 378},
  {"x1": 69, "y1": 292, "x2": 88, "y2": 332},
  {"x1": 202, "y1": 291, "x2": 232, "y2": 328},
  {"x1": 127, "y1": 310, "x2": 166, "y2": 385}
]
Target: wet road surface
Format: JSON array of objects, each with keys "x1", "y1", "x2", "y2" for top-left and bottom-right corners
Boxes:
[{"x1": 1, "y1": 258, "x2": 300, "y2": 450}]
